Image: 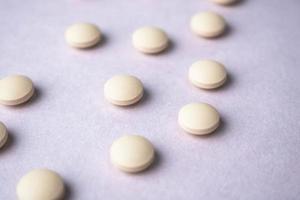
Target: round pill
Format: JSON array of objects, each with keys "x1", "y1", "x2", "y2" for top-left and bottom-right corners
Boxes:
[
  {"x1": 132, "y1": 26, "x2": 168, "y2": 54},
  {"x1": 0, "y1": 75, "x2": 34, "y2": 106},
  {"x1": 17, "y1": 169, "x2": 65, "y2": 200},
  {"x1": 178, "y1": 103, "x2": 220, "y2": 135},
  {"x1": 110, "y1": 135, "x2": 155, "y2": 173},
  {"x1": 0, "y1": 122, "x2": 8, "y2": 149},
  {"x1": 190, "y1": 11, "x2": 226, "y2": 38},
  {"x1": 189, "y1": 60, "x2": 227, "y2": 89},
  {"x1": 104, "y1": 75, "x2": 144, "y2": 106},
  {"x1": 211, "y1": 0, "x2": 238, "y2": 5},
  {"x1": 65, "y1": 23, "x2": 102, "y2": 48}
]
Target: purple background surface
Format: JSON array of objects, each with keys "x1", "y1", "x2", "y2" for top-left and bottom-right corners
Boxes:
[{"x1": 1, "y1": 0, "x2": 300, "y2": 199}]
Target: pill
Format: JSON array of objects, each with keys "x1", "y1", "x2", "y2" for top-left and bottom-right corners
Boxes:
[
  {"x1": 178, "y1": 103, "x2": 220, "y2": 135},
  {"x1": 0, "y1": 122, "x2": 8, "y2": 149},
  {"x1": 104, "y1": 75, "x2": 144, "y2": 106},
  {"x1": 110, "y1": 135, "x2": 155, "y2": 173},
  {"x1": 65, "y1": 23, "x2": 102, "y2": 48},
  {"x1": 17, "y1": 169, "x2": 65, "y2": 200},
  {"x1": 190, "y1": 11, "x2": 226, "y2": 38},
  {"x1": 189, "y1": 59, "x2": 227, "y2": 89},
  {"x1": 0, "y1": 75, "x2": 34, "y2": 106},
  {"x1": 211, "y1": 0, "x2": 238, "y2": 5},
  {"x1": 132, "y1": 26, "x2": 168, "y2": 54}
]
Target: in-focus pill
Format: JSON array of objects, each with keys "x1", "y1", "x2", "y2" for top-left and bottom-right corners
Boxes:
[
  {"x1": 17, "y1": 169, "x2": 65, "y2": 200},
  {"x1": 104, "y1": 75, "x2": 144, "y2": 106},
  {"x1": 211, "y1": 0, "x2": 238, "y2": 5},
  {"x1": 0, "y1": 75, "x2": 34, "y2": 106},
  {"x1": 132, "y1": 26, "x2": 168, "y2": 54},
  {"x1": 0, "y1": 122, "x2": 8, "y2": 149},
  {"x1": 189, "y1": 59, "x2": 227, "y2": 89},
  {"x1": 190, "y1": 11, "x2": 226, "y2": 38},
  {"x1": 178, "y1": 103, "x2": 220, "y2": 135},
  {"x1": 110, "y1": 135, "x2": 155, "y2": 173},
  {"x1": 65, "y1": 23, "x2": 102, "y2": 48}
]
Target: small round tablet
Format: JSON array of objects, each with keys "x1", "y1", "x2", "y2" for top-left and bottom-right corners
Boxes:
[
  {"x1": 211, "y1": 0, "x2": 238, "y2": 5},
  {"x1": 190, "y1": 11, "x2": 226, "y2": 38},
  {"x1": 132, "y1": 26, "x2": 168, "y2": 54},
  {"x1": 178, "y1": 103, "x2": 220, "y2": 135},
  {"x1": 110, "y1": 135, "x2": 155, "y2": 173},
  {"x1": 0, "y1": 122, "x2": 8, "y2": 149},
  {"x1": 189, "y1": 60, "x2": 227, "y2": 89},
  {"x1": 104, "y1": 75, "x2": 144, "y2": 106},
  {"x1": 0, "y1": 75, "x2": 34, "y2": 106},
  {"x1": 17, "y1": 169, "x2": 65, "y2": 200},
  {"x1": 65, "y1": 23, "x2": 102, "y2": 48}
]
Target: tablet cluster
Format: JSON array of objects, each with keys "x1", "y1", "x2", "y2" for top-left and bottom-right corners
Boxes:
[{"x1": 0, "y1": 0, "x2": 239, "y2": 199}]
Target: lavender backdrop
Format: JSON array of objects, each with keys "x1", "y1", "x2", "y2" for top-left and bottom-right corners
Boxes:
[{"x1": 0, "y1": 0, "x2": 300, "y2": 199}]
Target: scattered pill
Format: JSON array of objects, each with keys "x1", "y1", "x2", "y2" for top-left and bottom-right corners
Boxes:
[
  {"x1": 110, "y1": 135, "x2": 155, "y2": 173},
  {"x1": 190, "y1": 11, "x2": 226, "y2": 38},
  {"x1": 0, "y1": 122, "x2": 8, "y2": 149},
  {"x1": 17, "y1": 169, "x2": 65, "y2": 200},
  {"x1": 65, "y1": 23, "x2": 102, "y2": 48},
  {"x1": 178, "y1": 103, "x2": 220, "y2": 135},
  {"x1": 0, "y1": 75, "x2": 34, "y2": 106},
  {"x1": 104, "y1": 75, "x2": 144, "y2": 106},
  {"x1": 132, "y1": 26, "x2": 168, "y2": 54},
  {"x1": 189, "y1": 59, "x2": 227, "y2": 89},
  {"x1": 211, "y1": 0, "x2": 238, "y2": 5}
]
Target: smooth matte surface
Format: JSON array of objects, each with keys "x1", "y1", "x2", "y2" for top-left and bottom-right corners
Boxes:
[
  {"x1": 0, "y1": 75, "x2": 34, "y2": 106},
  {"x1": 178, "y1": 103, "x2": 220, "y2": 135},
  {"x1": 0, "y1": 0, "x2": 300, "y2": 200},
  {"x1": 189, "y1": 59, "x2": 227, "y2": 89},
  {"x1": 104, "y1": 74, "x2": 144, "y2": 106},
  {"x1": 17, "y1": 169, "x2": 65, "y2": 200},
  {"x1": 110, "y1": 135, "x2": 155, "y2": 173},
  {"x1": 65, "y1": 23, "x2": 101, "y2": 48},
  {"x1": 132, "y1": 26, "x2": 168, "y2": 54}
]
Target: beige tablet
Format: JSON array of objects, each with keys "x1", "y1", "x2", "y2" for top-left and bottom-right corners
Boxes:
[
  {"x1": 104, "y1": 75, "x2": 144, "y2": 106},
  {"x1": 65, "y1": 23, "x2": 102, "y2": 48},
  {"x1": 178, "y1": 103, "x2": 220, "y2": 135},
  {"x1": 190, "y1": 11, "x2": 226, "y2": 38},
  {"x1": 132, "y1": 26, "x2": 168, "y2": 54},
  {"x1": 17, "y1": 169, "x2": 65, "y2": 200},
  {"x1": 110, "y1": 135, "x2": 155, "y2": 173},
  {"x1": 189, "y1": 59, "x2": 227, "y2": 89},
  {"x1": 0, "y1": 75, "x2": 34, "y2": 106}
]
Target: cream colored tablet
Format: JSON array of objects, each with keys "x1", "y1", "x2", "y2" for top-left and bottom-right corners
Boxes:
[
  {"x1": 178, "y1": 103, "x2": 220, "y2": 135},
  {"x1": 104, "y1": 75, "x2": 144, "y2": 106},
  {"x1": 0, "y1": 75, "x2": 34, "y2": 106},
  {"x1": 65, "y1": 23, "x2": 102, "y2": 48},
  {"x1": 211, "y1": 0, "x2": 238, "y2": 5},
  {"x1": 190, "y1": 11, "x2": 226, "y2": 38},
  {"x1": 132, "y1": 26, "x2": 168, "y2": 54},
  {"x1": 0, "y1": 122, "x2": 8, "y2": 149},
  {"x1": 189, "y1": 60, "x2": 227, "y2": 89},
  {"x1": 110, "y1": 135, "x2": 155, "y2": 173},
  {"x1": 17, "y1": 169, "x2": 65, "y2": 200}
]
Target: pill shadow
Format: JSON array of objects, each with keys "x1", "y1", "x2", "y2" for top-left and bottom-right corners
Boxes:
[
  {"x1": 137, "y1": 88, "x2": 151, "y2": 106},
  {"x1": 0, "y1": 130, "x2": 16, "y2": 153},
  {"x1": 135, "y1": 150, "x2": 163, "y2": 175},
  {"x1": 143, "y1": 39, "x2": 176, "y2": 56},
  {"x1": 10, "y1": 86, "x2": 43, "y2": 109},
  {"x1": 225, "y1": 0, "x2": 247, "y2": 6},
  {"x1": 64, "y1": 181, "x2": 73, "y2": 200},
  {"x1": 193, "y1": 118, "x2": 228, "y2": 139},
  {"x1": 118, "y1": 88, "x2": 152, "y2": 110},
  {"x1": 206, "y1": 72, "x2": 234, "y2": 92},
  {"x1": 80, "y1": 33, "x2": 108, "y2": 50}
]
